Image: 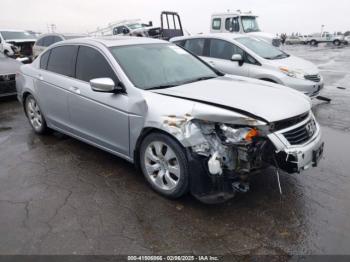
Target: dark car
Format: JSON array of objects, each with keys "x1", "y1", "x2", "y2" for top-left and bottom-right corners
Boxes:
[{"x1": 0, "y1": 53, "x2": 21, "y2": 97}]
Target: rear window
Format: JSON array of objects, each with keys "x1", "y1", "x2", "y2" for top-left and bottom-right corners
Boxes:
[{"x1": 47, "y1": 46, "x2": 78, "y2": 77}]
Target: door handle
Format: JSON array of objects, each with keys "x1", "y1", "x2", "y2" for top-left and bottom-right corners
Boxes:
[
  {"x1": 37, "y1": 74, "x2": 44, "y2": 81},
  {"x1": 70, "y1": 86, "x2": 81, "y2": 94}
]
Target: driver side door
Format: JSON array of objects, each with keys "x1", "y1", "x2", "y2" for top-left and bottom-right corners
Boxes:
[
  {"x1": 67, "y1": 45, "x2": 130, "y2": 157},
  {"x1": 205, "y1": 38, "x2": 250, "y2": 77}
]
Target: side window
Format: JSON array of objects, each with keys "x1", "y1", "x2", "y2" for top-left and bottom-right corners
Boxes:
[
  {"x1": 184, "y1": 39, "x2": 205, "y2": 56},
  {"x1": 47, "y1": 45, "x2": 78, "y2": 77},
  {"x1": 173, "y1": 40, "x2": 186, "y2": 47},
  {"x1": 52, "y1": 36, "x2": 63, "y2": 44},
  {"x1": 209, "y1": 39, "x2": 244, "y2": 60},
  {"x1": 212, "y1": 18, "x2": 222, "y2": 30},
  {"x1": 43, "y1": 36, "x2": 54, "y2": 47},
  {"x1": 75, "y1": 46, "x2": 118, "y2": 83},
  {"x1": 225, "y1": 17, "x2": 240, "y2": 32},
  {"x1": 40, "y1": 51, "x2": 50, "y2": 70}
]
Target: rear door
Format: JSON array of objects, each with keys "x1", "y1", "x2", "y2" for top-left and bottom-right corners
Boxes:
[
  {"x1": 35, "y1": 45, "x2": 78, "y2": 130},
  {"x1": 67, "y1": 45, "x2": 130, "y2": 156}
]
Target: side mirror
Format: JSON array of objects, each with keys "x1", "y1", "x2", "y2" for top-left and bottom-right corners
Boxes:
[
  {"x1": 90, "y1": 78, "x2": 121, "y2": 93},
  {"x1": 231, "y1": 54, "x2": 244, "y2": 66}
]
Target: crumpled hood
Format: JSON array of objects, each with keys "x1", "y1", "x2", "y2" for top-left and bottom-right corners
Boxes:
[
  {"x1": 268, "y1": 55, "x2": 319, "y2": 75},
  {"x1": 153, "y1": 76, "x2": 311, "y2": 123}
]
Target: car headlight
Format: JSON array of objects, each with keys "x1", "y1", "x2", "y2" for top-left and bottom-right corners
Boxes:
[
  {"x1": 279, "y1": 67, "x2": 305, "y2": 80},
  {"x1": 220, "y1": 124, "x2": 259, "y2": 143}
]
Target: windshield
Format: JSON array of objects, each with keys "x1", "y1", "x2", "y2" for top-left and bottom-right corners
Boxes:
[
  {"x1": 110, "y1": 44, "x2": 218, "y2": 90},
  {"x1": 127, "y1": 23, "x2": 143, "y2": 30},
  {"x1": 241, "y1": 16, "x2": 260, "y2": 33},
  {"x1": 0, "y1": 31, "x2": 34, "y2": 40},
  {"x1": 236, "y1": 37, "x2": 289, "y2": 60}
]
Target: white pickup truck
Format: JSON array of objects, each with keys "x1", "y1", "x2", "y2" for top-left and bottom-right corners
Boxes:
[
  {"x1": 308, "y1": 32, "x2": 345, "y2": 46},
  {"x1": 210, "y1": 11, "x2": 281, "y2": 47}
]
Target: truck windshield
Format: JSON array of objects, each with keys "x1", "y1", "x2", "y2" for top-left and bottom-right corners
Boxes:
[
  {"x1": 236, "y1": 37, "x2": 289, "y2": 60},
  {"x1": 0, "y1": 31, "x2": 34, "y2": 40},
  {"x1": 241, "y1": 17, "x2": 260, "y2": 33},
  {"x1": 110, "y1": 44, "x2": 218, "y2": 90}
]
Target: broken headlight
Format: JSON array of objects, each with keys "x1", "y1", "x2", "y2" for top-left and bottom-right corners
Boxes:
[
  {"x1": 219, "y1": 124, "x2": 259, "y2": 144},
  {"x1": 279, "y1": 67, "x2": 305, "y2": 80}
]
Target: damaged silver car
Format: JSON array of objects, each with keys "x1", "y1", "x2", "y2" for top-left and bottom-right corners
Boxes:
[{"x1": 16, "y1": 37, "x2": 324, "y2": 203}]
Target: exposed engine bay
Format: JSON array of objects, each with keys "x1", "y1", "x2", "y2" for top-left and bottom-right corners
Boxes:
[{"x1": 160, "y1": 112, "x2": 323, "y2": 203}]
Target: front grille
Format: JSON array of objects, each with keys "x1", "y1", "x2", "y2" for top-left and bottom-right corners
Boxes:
[
  {"x1": 283, "y1": 119, "x2": 316, "y2": 145},
  {"x1": 304, "y1": 74, "x2": 321, "y2": 82},
  {"x1": 0, "y1": 74, "x2": 16, "y2": 95},
  {"x1": 272, "y1": 112, "x2": 310, "y2": 131}
]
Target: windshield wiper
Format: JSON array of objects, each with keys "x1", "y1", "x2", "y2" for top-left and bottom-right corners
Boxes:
[
  {"x1": 181, "y1": 76, "x2": 217, "y2": 85},
  {"x1": 146, "y1": 84, "x2": 179, "y2": 91},
  {"x1": 267, "y1": 53, "x2": 288, "y2": 60}
]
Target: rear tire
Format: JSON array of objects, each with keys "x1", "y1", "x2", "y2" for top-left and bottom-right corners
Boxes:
[
  {"x1": 333, "y1": 40, "x2": 341, "y2": 46},
  {"x1": 310, "y1": 40, "x2": 317, "y2": 46},
  {"x1": 24, "y1": 95, "x2": 49, "y2": 135},
  {"x1": 139, "y1": 132, "x2": 189, "y2": 199}
]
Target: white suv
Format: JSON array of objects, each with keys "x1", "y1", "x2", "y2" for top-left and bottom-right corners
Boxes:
[{"x1": 171, "y1": 33, "x2": 324, "y2": 97}]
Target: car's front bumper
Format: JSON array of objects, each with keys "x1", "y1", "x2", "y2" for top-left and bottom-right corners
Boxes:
[
  {"x1": 281, "y1": 76, "x2": 324, "y2": 98},
  {"x1": 267, "y1": 115, "x2": 324, "y2": 173}
]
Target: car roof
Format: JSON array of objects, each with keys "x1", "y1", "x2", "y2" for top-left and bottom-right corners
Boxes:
[
  {"x1": 37, "y1": 33, "x2": 89, "y2": 39},
  {"x1": 0, "y1": 29, "x2": 28, "y2": 32},
  {"x1": 212, "y1": 12, "x2": 258, "y2": 17},
  {"x1": 62, "y1": 36, "x2": 169, "y2": 47},
  {"x1": 171, "y1": 33, "x2": 247, "y2": 42}
]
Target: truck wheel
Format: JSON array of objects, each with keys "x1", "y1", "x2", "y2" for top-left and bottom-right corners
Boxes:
[
  {"x1": 333, "y1": 40, "x2": 341, "y2": 46},
  {"x1": 310, "y1": 40, "x2": 317, "y2": 46},
  {"x1": 24, "y1": 95, "x2": 49, "y2": 135},
  {"x1": 139, "y1": 132, "x2": 189, "y2": 199}
]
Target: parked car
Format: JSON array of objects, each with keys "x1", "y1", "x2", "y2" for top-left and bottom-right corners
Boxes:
[
  {"x1": 0, "y1": 30, "x2": 36, "y2": 59},
  {"x1": 211, "y1": 11, "x2": 281, "y2": 47},
  {"x1": 16, "y1": 37, "x2": 324, "y2": 203},
  {"x1": 307, "y1": 32, "x2": 345, "y2": 46},
  {"x1": 0, "y1": 53, "x2": 21, "y2": 97},
  {"x1": 33, "y1": 33, "x2": 88, "y2": 58},
  {"x1": 285, "y1": 35, "x2": 303, "y2": 45},
  {"x1": 171, "y1": 34, "x2": 324, "y2": 97}
]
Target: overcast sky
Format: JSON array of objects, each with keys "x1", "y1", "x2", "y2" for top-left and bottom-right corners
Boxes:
[{"x1": 1, "y1": 0, "x2": 349, "y2": 35}]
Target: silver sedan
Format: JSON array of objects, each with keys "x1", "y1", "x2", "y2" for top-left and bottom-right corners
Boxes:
[{"x1": 16, "y1": 37, "x2": 324, "y2": 203}]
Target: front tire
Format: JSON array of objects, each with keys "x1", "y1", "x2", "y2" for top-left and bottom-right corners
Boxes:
[
  {"x1": 310, "y1": 40, "x2": 317, "y2": 46},
  {"x1": 24, "y1": 95, "x2": 49, "y2": 134},
  {"x1": 333, "y1": 40, "x2": 341, "y2": 46},
  {"x1": 139, "y1": 132, "x2": 189, "y2": 199}
]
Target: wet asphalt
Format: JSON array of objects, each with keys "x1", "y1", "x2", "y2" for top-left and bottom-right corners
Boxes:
[{"x1": 0, "y1": 44, "x2": 350, "y2": 256}]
